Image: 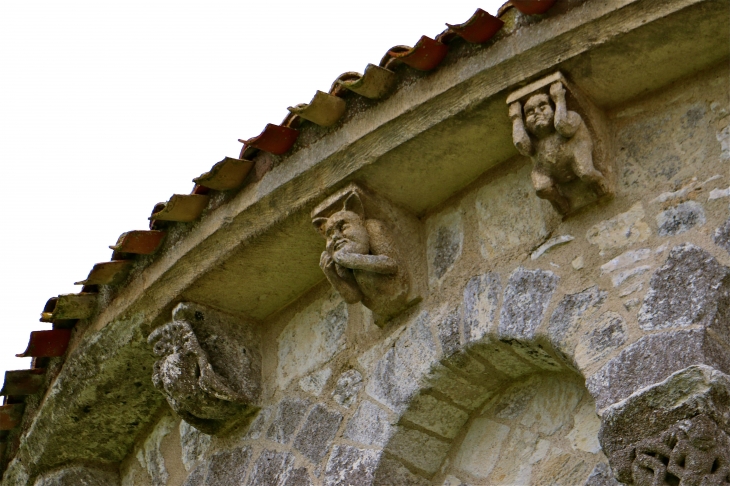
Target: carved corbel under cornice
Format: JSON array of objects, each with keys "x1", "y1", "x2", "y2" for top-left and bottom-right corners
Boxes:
[{"x1": 147, "y1": 302, "x2": 262, "y2": 435}]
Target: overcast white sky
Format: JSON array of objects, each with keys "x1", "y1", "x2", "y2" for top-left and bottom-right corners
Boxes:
[{"x1": 0, "y1": 1, "x2": 504, "y2": 388}]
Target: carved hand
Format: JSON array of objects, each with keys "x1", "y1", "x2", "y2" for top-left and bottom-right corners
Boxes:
[
  {"x1": 319, "y1": 251, "x2": 336, "y2": 275},
  {"x1": 549, "y1": 81, "x2": 566, "y2": 102},
  {"x1": 508, "y1": 101, "x2": 523, "y2": 120}
]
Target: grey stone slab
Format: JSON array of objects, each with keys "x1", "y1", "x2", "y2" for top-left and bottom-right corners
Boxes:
[
  {"x1": 656, "y1": 200, "x2": 706, "y2": 236},
  {"x1": 385, "y1": 427, "x2": 451, "y2": 475},
  {"x1": 179, "y1": 420, "x2": 211, "y2": 472},
  {"x1": 587, "y1": 329, "x2": 730, "y2": 409},
  {"x1": 245, "y1": 450, "x2": 295, "y2": 486},
  {"x1": 638, "y1": 243, "x2": 730, "y2": 344},
  {"x1": 548, "y1": 285, "x2": 606, "y2": 350},
  {"x1": 344, "y1": 400, "x2": 393, "y2": 447},
  {"x1": 373, "y1": 456, "x2": 430, "y2": 486},
  {"x1": 324, "y1": 445, "x2": 381, "y2": 486},
  {"x1": 713, "y1": 217, "x2": 730, "y2": 254},
  {"x1": 498, "y1": 267, "x2": 559, "y2": 340},
  {"x1": 463, "y1": 273, "x2": 501, "y2": 344},
  {"x1": 436, "y1": 308, "x2": 462, "y2": 357},
  {"x1": 331, "y1": 369, "x2": 363, "y2": 409},
  {"x1": 182, "y1": 465, "x2": 206, "y2": 486},
  {"x1": 401, "y1": 394, "x2": 469, "y2": 439},
  {"x1": 431, "y1": 225, "x2": 461, "y2": 280},
  {"x1": 243, "y1": 407, "x2": 271, "y2": 440},
  {"x1": 575, "y1": 311, "x2": 627, "y2": 367},
  {"x1": 282, "y1": 468, "x2": 313, "y2": 486},
  {"x1": 293, "y1": 403, "x2": 343, "y2": 464},
  {"x1": 266, "y1": 397, "x2": 311, "y2": 445},
  {"x1": 365, "y1": 311, "x2": 438, "y2": 413},
  {"x1": 583, "y1": 463, "x2": 620, "y2": 486},
  {"x1": 206, "y1": 447, "x2": 252, "y2": 485}
]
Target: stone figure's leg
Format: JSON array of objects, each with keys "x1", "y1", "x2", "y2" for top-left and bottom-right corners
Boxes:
[
  {"x1": 532, "y1": 167, "x2": 571, "y2": 215},
  {"x1": 571, "y1": 141, "x2": 610, "y2": 197}
]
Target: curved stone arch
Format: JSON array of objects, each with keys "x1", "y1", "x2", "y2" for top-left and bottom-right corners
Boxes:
[{"x1": 323, "y1": 267, "x2": 618, "y2": 485}]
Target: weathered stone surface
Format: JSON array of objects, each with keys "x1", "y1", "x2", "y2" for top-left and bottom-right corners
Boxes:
[
  {"x1": 583, "y1": 463, "x2": 620, "y2": 486},
  {"x1": 600, "y1": 248, "x2": 651, "y2": 274},
  {"x1": 293, "y1": 403, "x2": 343, "y2": 463},
  {"x1": 365, "y1": 311, "x2": 438, "y2": 412},
  {"x1": 586, "y1": 203, "x2": 650, "y2": 256},
  {"x1": 386, "y1": 427, "x2": 451, "y2": 475},
  {"x1": 502, "y1": 339, "x2": 564, "y2": 371},
  {"x1": 266, "y1": 397, "x2": 311, "y2": 445},
  {"x1": 422, "y1": 365, "x2": 495, "y2": 410},
  {"x1": 713, "y1": 217, "x2": 730, "y2": 254},
  {"x1": 324, "y1": 445, "x2": 380, "y2": 486},
  {"x1": 463, "y1": 273, "x2": 501, "y2": 344},
  {"x1": 401, "y1": 394, "x2": 468, "y2": 440},
  {"x1": 518, "y1": 376, "x2": 583, "y2": 435},
  {"x1": 574, "y1": 312, "x2": 627, "y2": 368},
  {"x1": 484, "y1": 377, "x2": 540, "y2": 421},
  {"x1": 179, "y1": 420, "x2": 211, "y2": 472},
  {"x1": 428, "y1": 210, "x2": 463, "y2": 283},
  {"x1": 469, "y1": 341, "x2": 536, "y2": 379},
  {"x1": 278, "y1": 293, "x2": 347, "y2": 389},
  {"x1": 245, "y1": 450, "x2": 295, "y2": 486},
  {"x1": 243, "y1": 406, "x2": 271, "y2": 440},
  {"x1": 148, "y1": 302, "x2": 262, "y2": 435},
  {"x1": 454, "y1": 418, "x2": 510, "y2": 479},
  {"x1": 600, "y1": 365, "x2": 730, "y2": 485},
  {"x1": 498, "y1": 267, "x2": 558, "y2": 340},
  {"x1": 283, "y1": 468, "x2": 313, "y2": 486},
  {"x1": 343, "y1": 400, "x2": 393, "y2": 447},
  {"x1": 206, "y1": 447, "x2": 252, "y2": 485},
  {"x1": 140, "y1": 414, "x2": 174, "y2": 486},
  {"x1": 476, "y1": 166, "x2": 552, "y2": 260},
  {"x1": 587, "y1": 330, "x2": 730, "y2": 409},
  {"x1": 181, "y1": 464, "x2": 205, "y2": 486},
  {"x1": 436, "y1": 308, "x2": 462, "y2": 357},
  {"x1": 638, "y1": 244, "x2": 730, "y2": 341},
  {"x1": 548, "y1": 285, "x2": 606, "y2": 351},
  {"x1": 610, "y1": 265, "x2": 650, "y2": 287},
  {"x1": 299, "y1": 367, "x2": 332, "y2": 397},
  {"x1": 33, "y1": 467, "x2": 120, "y2": 486},
  {"x1": 331, "y1": 369, "x2": 363, "y2": 408},
  {"x1": 373, "y1": 456, "x2": 429, "y2": 486},
  {"x1": 567, "y1": 400, "x2": 602, "y2": 454},
  {"x1": 656, "y1": 200, "x2": 706, "y2": 236}
]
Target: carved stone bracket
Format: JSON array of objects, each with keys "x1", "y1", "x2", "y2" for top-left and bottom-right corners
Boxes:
[
  {"x1": 507, "y1": 71, "x2": 615, "y2": 215},
  {"x1": 311, "y1": 183, "x2": 424, "y2": 326},
  {"x1": 599, "y1": 365, "x2": 730, "y2": 486},
  {"x1": 148, "y1": 302, "x2": 262, "y2": 435}
]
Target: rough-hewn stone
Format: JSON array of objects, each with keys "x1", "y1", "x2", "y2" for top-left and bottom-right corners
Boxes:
[
  {"x1": 463, "y1": 273, "x2": 501, "y2": 344},
  {"x1": 401, "y1": 394, "x2": 468, "y2": 439},
  {"x1": 181, "y1": 464, "x2": 205, "y2": 486},
  {"x1": 331, "y1": 369, "x2": 363, "y2": 408},
  {"x1": 386, "y1": 427, "x2": 451, "y2": 475},
  {"x1": 365, "y1": 311, "x2": 438, "y2": 412},
  {"x1": 548, "y1": 285, "x2": 606, "y2": 351},
  {"x1": 498, "y1": 267, "x2": 558, "y2": 340},
  {"x1": 567, "y1": 400, "x2": 602, "y2": 454},
  {"x1": 373, "y1": 456, "x2": 429, "y2": 486},
  {"x1": 206, "y1": 447, "x2": 252, "y2": 485},
  {"x1": 713, "y1": 217, "x2": 730, "y2": 255},
  {"x1": 244, "y1": 406, "x2": 271, "y2": 440},
  {"x1": 638, "y1": 244, "x2": 730, "y2": 342},
  {"x1": 600, "y1": 249, "x2": 651, "y2": 274},
  {"x1": 140, "y1": 414, "x2": 174, "y2": 486},
  {"x1": 574, "y1": 312, "x2": 627, "y2": 368},
  {"x1": 586, "y1": 203, "x2": 651, "y2": 256},
  {"x1": 277, "y1": 294, "x2": 347, "y2": 389},
  {"x1": 587, "y1": 330, "x2": 730, "y2": 409},
  {"x1": 283, "y1": 468, "x2": 313, "y2": 486},
  {"x1": 583, "y1": 463, "x2": 620, "y2": 486},
  {"x1": 453, "y1": 418, "x2": 510, "y2": 479},
  {"x1": 299, "y1": 367, "x2": 332, "y2": 397},
  {"x1": 656, "y1": 201, "x2": 706, "y2": 236},
  {"x1": 343, "y1": 400, "x2": 393, "y2": 447},
  {"x1": 324, "y1": 445, "x2": 380, "y2": 486},
  {"x1": 245, "y1": 450, "x2": 295, "y2": 486},
  {"x1": 266, "y1": 397, "x2": 311, "y2": 445},
  {"x1": 179, "y1": 420, "x2": 211, "y2": 472},
  {"x1": 293, "y1": 404, "x2": 343, "y2": 463},
  {"x1": 428, "y1": 211, "x2": 463, "y2": 282}
]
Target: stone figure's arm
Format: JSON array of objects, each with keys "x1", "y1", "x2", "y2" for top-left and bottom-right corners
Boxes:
[
  {"x1": 333, "y1": 251, "x2": 398, "y2": 275},
  {"x1": 509, "y1": 102, "x2": 534, "y2": 156},
  {"x1": 550, "y1": 82, "x2": 581, "y2": 138},
  {"x1": 320, "y1": 251, "x2": 364, "y2": 304}
]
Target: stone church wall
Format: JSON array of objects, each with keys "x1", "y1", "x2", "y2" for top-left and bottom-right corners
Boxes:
[{"x1": 104, "y1": 62, "x2": 730, "y2": 486}]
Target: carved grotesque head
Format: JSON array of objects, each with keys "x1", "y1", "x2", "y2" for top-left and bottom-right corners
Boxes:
[
  {"x1": 313, "y1": 193, "x2": 370, "y2": 256},
  {"x1": 523, "y1": 93, "x2": 555, "y2": 138}
]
